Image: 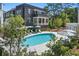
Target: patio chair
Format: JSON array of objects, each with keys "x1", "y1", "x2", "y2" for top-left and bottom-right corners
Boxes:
[{"x1": 38, "y1": 29, "x2": 41, "y2": 32}]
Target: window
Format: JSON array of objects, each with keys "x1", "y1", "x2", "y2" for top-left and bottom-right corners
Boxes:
[
  {"x1": 34, "y1": 11, "x2": 38, "y2": 15},
  {"x1": 39, "y1": 18, "x2": 41, "y2": 23},
  {"x1": 25, "y1": 8, "x2": 28, "y2": 14},
  {"x1": 16, "y1": 10, "x2": 21, "y2": 15},
  {"x1": 33, "y1": 18, "x2": 37, "y2": 24},
  {"x1": 27, "y1": 17, "x2": 31, "y2": 23},
  {"x1": 46, "y1": 19, "x2": 48, "y2": 23},
  {"x1": 28, "y1": 9, "x2": 31, "y2": 14},
  {"x1": 6, "y1": 12, "x2": 9, "y2": 17},
  {"x1": 41, "y1": 12, "x2": 45, "y2": 14},
  {"x1": 43, "y1": 18, "x2": 44, "y2": 23}
]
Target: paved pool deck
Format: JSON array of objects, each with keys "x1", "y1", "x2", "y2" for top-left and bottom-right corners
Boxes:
[
  {"x1": 24, "y1": 32, "x2": 68, "y2": 55},
  {"x1": 27, "y1": 42, "x2": 50, "y2": 55}
]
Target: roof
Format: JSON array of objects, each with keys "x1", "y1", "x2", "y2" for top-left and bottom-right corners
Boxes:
[
  {"x1": 5, "y1": 3, "x2": 46, "y2": 14},
  {"x1": 16, "y1": 3, "x2": 45, "y2": 11}
]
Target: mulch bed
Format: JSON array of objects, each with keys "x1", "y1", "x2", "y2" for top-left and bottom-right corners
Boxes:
[{"x1": 49, "y1": 28, "x2": 65, "y2": 32}]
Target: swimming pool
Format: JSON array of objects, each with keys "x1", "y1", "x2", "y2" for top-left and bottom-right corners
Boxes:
[{"x1": 21, "y1": 33, "x2": 55, "y2": 47}]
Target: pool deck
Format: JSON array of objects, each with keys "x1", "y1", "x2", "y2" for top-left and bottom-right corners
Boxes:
[
  {"x1": 22, "y1": 31, "x2": 68, "y2": 55},
  {"x1": 27, "y1": 42, "x2": 50, "y2": 55},
  {"x1": 21, "y1": 32, "x2": 57, "y2": 55}
]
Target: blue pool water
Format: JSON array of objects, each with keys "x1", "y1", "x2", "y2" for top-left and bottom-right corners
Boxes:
[{"x1": 22, "y1": 33, "x2": 55, "y2": 47}]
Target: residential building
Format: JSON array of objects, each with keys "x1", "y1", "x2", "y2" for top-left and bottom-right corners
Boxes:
[{"x1": 4, "y1": 4, "x2": 49, "y2": 29}]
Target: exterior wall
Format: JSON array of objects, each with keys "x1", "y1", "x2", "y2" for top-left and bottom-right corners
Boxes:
[
  {"x1": 4, "y1": 4, "x2": 48, "y2": 28},
  {"x1": 33, "y1": 17, "x2": 49, "y2": 26}
]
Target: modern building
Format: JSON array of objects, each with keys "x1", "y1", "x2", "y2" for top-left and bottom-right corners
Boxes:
[
  {"x1": 4, "y1": 4, "x2": 49, "y2": 29},
  {"x1": 0, "y1": 4, "x2": 3, "y2": 27}
]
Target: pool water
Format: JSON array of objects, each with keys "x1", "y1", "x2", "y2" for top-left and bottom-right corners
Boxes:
[{"x1": 22, "y1": 33, "x2": 55, "y2": 47}]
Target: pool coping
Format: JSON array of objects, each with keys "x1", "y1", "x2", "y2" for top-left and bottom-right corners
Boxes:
[
  {"x1": 23, "y1": 31, "x2": 57, "y2": 39},
  {"x1": 21, "y1": 31, "x2": 58, "y2": 54},
  {"x1": 22, "y1": 31, "x2": 57, "y2": 47}
]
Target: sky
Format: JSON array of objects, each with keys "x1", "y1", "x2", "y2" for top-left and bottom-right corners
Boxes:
[{"x1": 3, "y1": 3, "x2": 47, "y2": 11}]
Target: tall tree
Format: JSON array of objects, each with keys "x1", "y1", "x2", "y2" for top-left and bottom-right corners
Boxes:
[
  {"x1": 63, "y1": 8, "x2": 78, "y2": 23},
  {"x1": 53, "y1": 17, "x2": 63, "y2": 29},
  {"x1": 60, "y1": 12, "x2": 70, "y2": 27},
  {"x1": 45, "y1": 3, "x2": 63, "y2": 29},
  {"x1": 45, "y1": 3, "x2": 63, "y2": 19},
  {"x1": 48, "y1": 19, "x2": 53, "y2": 29},
  {"x1": 4, "y1": 15, "x2": 26, "y2": 55}
]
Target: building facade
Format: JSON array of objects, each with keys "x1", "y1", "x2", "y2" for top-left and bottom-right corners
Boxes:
[{"x1": 4, "y1": 4, "x2": 49, "y2": 28}]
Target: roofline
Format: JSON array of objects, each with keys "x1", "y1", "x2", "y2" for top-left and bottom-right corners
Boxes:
[
  {"x1": 16, "y1": 3, "x2": 45, "y2": 11},
  {"x1": 5, "y1": 3, "x2": 45, "y2": 13}
]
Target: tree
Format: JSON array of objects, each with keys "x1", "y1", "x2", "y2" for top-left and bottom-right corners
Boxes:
[
  {"x1": 45, "y1": 3, "x2": 63, "y2": 19},
  {"x1": 48, "y1": 17, "x2": 63, "y2": 29},
  {"x1": 4, "y1": 15, "x2": 26, "y2": 55},
  {"x1": 64, "y1": 8, "x2": 77, "y2": 23},
  {"x1": 0, "y1": 25, "x2": 4, "y2": 37},
  {"x1": 42, "y1": 39, "x2": 70, "y2": 56},
  {"x1": 48, "y1": 19, "x2": 53, "y2": 29},
  {"x1": 53, "y1": 17, "x2": 63, "y2": 29},
  {"x1": 60, "y1": 12, "x2": 70, "y2": 27},
  {"x1": 41, "y1": 50, "x2": 53, "y2": 56},
  {"x1": 76, "y1": 24, "x2": 79, "y2": 38},
  {"x1": 41, "y1": 28, "x2": 79, "y2": 56}
]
